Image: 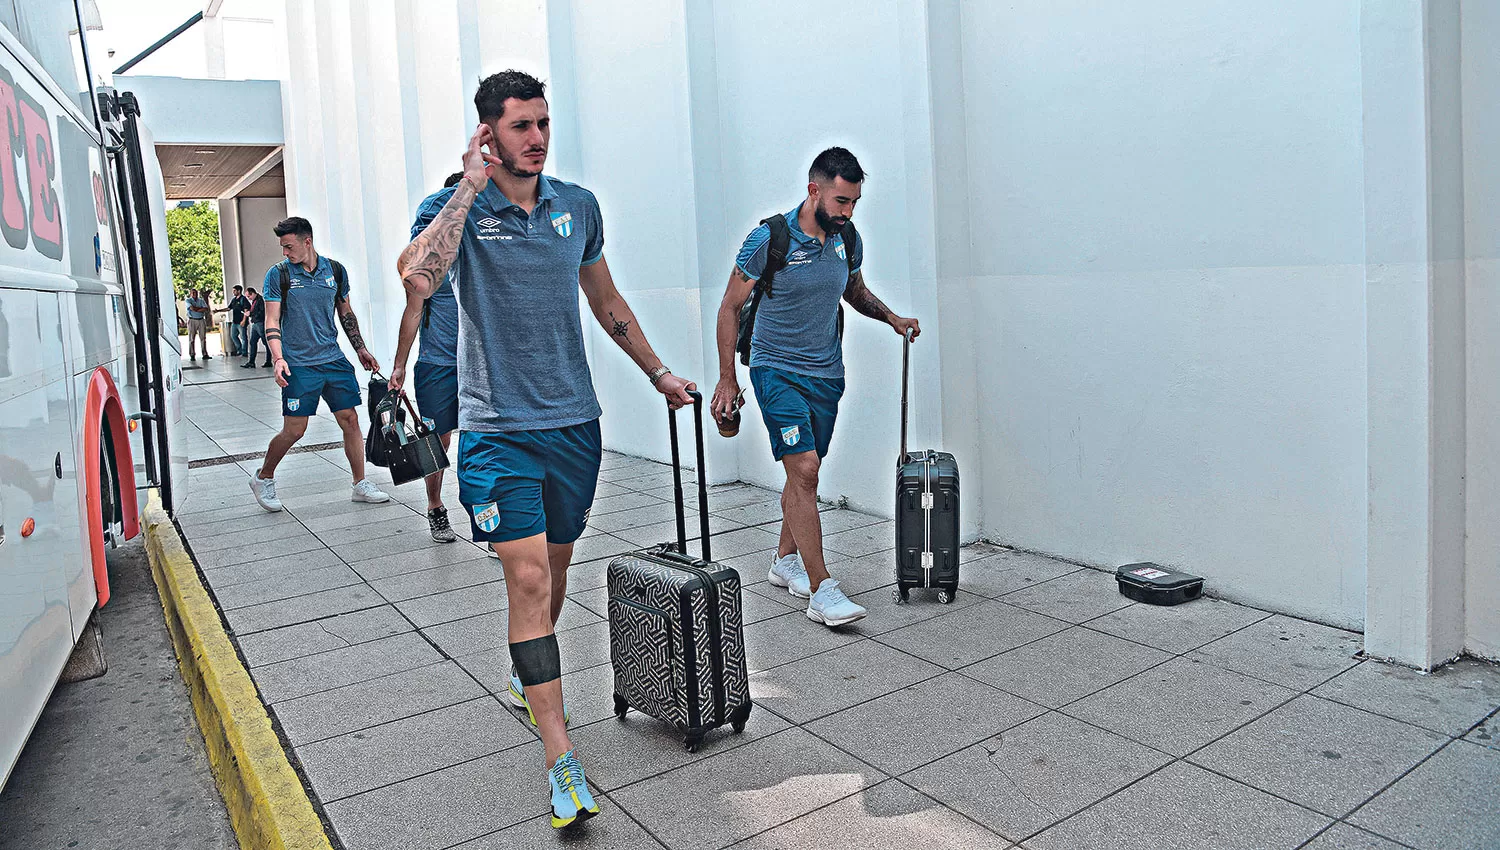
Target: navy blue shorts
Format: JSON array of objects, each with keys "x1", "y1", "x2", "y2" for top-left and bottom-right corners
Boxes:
[
  {"x1": 457, "y1": 419, "x2": 602, "y2": 544},
  {"x1": 282, "y1": 358, "x2": 360, "y2": 417},
  {"x1": 413, "y1": 361, "x2": 459, "y2": 435},
  {"x1": 751, "y1": 365, "x2": 845, "y2": 461}
]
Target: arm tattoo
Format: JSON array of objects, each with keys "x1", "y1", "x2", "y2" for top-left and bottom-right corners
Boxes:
[
  {"x1": 265, "y1": 329, "x2": 281, "y2": 341},
  {"x1": 608, "y1": 311, "x2": 631, "y2": 339},
  {"x1": 340, "y1": 312, "x2": 367, "y2": 351},
  {"x1": 732, "y1": 267, "x2": 752, "y2": 284},
  {"x1": 843, "y1": 271, "x2": 893, "y2": 322},
  {"x1": 398, "y1": 178, "x2": 477, "y2": 297}
]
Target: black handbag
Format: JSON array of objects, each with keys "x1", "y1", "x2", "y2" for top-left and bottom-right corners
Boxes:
[
  {"x1": 371, "y1": 389, "x2": 449, "y2": 485},
  {"x1": 364, "y1": 376, "x2": 390, "y2": 465}
]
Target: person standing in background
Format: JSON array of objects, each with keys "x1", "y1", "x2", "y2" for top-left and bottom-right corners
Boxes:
[
  {"x1": 184, "y1": 288, "x2": 211, "y2": 362},
  {"x1": 241, "y1": 287, "x2": 269, "y2": 368},
  {"x1": 216, "y1": 285, "x2": 250, "y2": 357}
]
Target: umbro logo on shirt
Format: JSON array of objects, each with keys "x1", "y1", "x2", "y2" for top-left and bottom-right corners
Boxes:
[{"x1": 477, "y1": 217, "x2": 501, "y2": 228}]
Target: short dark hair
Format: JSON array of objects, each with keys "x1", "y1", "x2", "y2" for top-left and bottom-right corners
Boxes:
[
  {"x1": 475, "y1": 70, "x2": 546, "y2": 122},
  {"x1": 273, "y1": 217, "x2": 313, "y2": 239},
  {"x1": 809, "y1": 147, "x2": 865, "y2": 184},
  {"x1": 444, "y1": 172, "x2": 464, "y2": 189},
  {"x1": 233, "y1": 284, "x2": 242, "y2": 291}
]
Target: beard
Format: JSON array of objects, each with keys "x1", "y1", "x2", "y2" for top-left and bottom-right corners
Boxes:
[
  {"x1": 498, "y1": 145, "x2": 546, "y2": 178},
  {"x1": 814, "y1": 206, "x2": 847, "y2": 235}
]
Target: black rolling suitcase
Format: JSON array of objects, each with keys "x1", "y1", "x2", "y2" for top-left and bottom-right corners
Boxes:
[
  {"x1": 607, "y1": 392, "x2": 752, "y2": 752},
  {"x1": 895, "y1": 330, "x2": 962, "y2": 603}
]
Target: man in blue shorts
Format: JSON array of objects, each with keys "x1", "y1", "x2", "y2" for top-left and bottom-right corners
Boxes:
[
  {"x1": 390, "y1": 172, "x2": 465, "y2": 544},
  {"x1": 711, "y1": 147, "x2": 920, "y2": 628},
  {"x1": 397, "y1": 70, "x2": 692, "y2": 829},
  {"x1": 249, "y1": 217, "x2": 390, "y2": 511}
]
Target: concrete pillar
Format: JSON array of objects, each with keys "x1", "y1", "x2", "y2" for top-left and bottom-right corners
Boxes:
[{"x1": 1361, "y1": 0, "x2": 1467, "y2": 669}]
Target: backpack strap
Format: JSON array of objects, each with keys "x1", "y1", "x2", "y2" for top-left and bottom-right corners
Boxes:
[
  {"x1": 278, "y1": 260, "x2": 292, "y2": 326},
  {"x1": 330, "y1": 259, "x2": 349, "y2": 305},
  {"x1": 838, "y1": 221, "x2": 858, "y2": 340},
  {"x1": 422, "y1": 297, "x2": 433, "y2": 329},
  {"x1": 758, "y1": 214, "x2": 792, "y2": 298}
]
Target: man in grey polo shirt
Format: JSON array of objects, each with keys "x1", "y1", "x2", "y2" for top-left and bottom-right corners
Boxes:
[
  {"x1": 711, "y1": 147, "x2": 920, "y2": 629},
  {"x1": 398, "y1": 70, "x2": 691, "y2": 829}
]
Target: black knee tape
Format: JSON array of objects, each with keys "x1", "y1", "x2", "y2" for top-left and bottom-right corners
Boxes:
[{"x1": 510, "y1": 634, "x2": 561, "y2": 686}]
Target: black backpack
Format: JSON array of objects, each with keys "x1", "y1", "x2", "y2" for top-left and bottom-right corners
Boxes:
[
  {"x1": 736, "y1": 215, "x2": 857, "y2": 365},
  {"x1": 277, "y1": 258, "x2": 349, "y2": 329}
]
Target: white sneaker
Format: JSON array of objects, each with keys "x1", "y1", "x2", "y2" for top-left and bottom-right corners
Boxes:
[
  {"x1": 351, "y1": 479, "x2": 390, "y2": 503},
  {"x1": 768, "y1": 553, "x2": 811, "y2": 599},
  {"x1": 250, "y1": 474, "x2": 282, "y2": 512},
  {"x1": 806, "y1": 579, "x2": 867, "y2": 627}
]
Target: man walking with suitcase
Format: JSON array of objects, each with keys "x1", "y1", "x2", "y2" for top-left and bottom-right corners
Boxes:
[
  {"x1": 711, "y1": 147, "x2": 920, "y2": 628},
  {"x1": 398, "y1": 70, "x2": 692, "y2": 829}
]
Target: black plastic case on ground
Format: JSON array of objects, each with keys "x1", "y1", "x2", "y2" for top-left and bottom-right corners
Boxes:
[{"x1": 1115, "y1": 562, "x2": 1203, "y2": 605}]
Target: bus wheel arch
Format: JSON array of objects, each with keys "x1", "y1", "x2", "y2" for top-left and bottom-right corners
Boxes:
[{"x1": 83, "y1": 367, "x2": 138, "y2": 608}]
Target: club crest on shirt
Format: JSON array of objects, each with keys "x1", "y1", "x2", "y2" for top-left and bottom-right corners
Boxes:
[
  {"x1": 835, "y1": 241, "x2": 846, "y2": 261},
  {"x1": 780, "y1": 425, "x2": 800, "y2": 447},
  {"x1": 286, "y1": 398, "x2": 300, "y2": 412},
  {"x1": 551, "y1": 211, "x2": 573, "y2": 238},
  {"x1": 473, "y1": 502, "x2": 501, "y2": 533}
]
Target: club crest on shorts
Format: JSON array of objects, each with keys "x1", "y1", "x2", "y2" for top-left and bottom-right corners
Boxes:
[
  {"x1": 550, "y1": 211, "x2": 573, "y2": 238},
  {"x1": 286, "y1": 398, "x2": 300, "y2": 412},
  {"x1": 780, "y1": 425, "x2": 800, "y2": 447},
  {"x1": 422, "y1": 416, "x2": 435, "y2": 430},
  {"x1": 473, "y1": 502, "x2": 501, "y2": 533}
]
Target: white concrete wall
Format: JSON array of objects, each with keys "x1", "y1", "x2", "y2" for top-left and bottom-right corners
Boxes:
[
  {"x1": 946, "y1": 0, "x2": 1368, "y2": 628},
  {"x1": 1462, "y1": 0, "x2": 1500, "y2": 660},
  {"x1": 236, "y1": 197, "x2": 289, "y2": 292}
]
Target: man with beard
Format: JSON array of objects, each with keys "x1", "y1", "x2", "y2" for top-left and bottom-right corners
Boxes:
[
  {"x1": 710, "y1": 147, "x2": 920, "y2": 628},
  {"x1": 397, "y1": 70, "x2": 692, "y2": 829}
]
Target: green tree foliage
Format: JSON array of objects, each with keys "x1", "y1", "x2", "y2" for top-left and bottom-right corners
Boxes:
[{"x1": 165, "y1": 202, "x2": 224, "y2": 301}]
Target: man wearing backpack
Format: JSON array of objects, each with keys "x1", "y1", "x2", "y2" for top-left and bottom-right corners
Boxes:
[
  {"x1": 389, "y1": 172, "x2": 465, "y2": 544},
  {"x1": 711, "y1": 147, "x2": 920, "y2": 629},
  {"x1": 249, "y1": 217, "x2": 390, "y2": 511}
]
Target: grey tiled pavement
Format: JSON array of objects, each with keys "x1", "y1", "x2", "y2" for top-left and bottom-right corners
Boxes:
[{"x1": 174, "y1": 360, "x2": 1500, "y2": 849}]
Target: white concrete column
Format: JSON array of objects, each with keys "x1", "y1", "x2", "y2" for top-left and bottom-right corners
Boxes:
[
  {"x1": 1361, "y1": 0, "x2": 1467, "y2": 669},
  {"x1": 1462, "y1": 0, "x2": 1500, "y2": 660},
  {"x1": 216, "y1": 198, "x2": 244, "y2": 293}
]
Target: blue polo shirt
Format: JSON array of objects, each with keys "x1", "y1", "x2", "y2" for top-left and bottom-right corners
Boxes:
[
  {"x1": 409, "y1": 193, "x2": 460, "y2": 367},
  {"x1": 735, "y1": 203, "x2": 863, "y2": 379},
  {"x1": 411, "y1": 174, "x2": 605, "y2": 432},
  {"x1": 263, "y1": 256, "x2": 347, "y2": 367}
]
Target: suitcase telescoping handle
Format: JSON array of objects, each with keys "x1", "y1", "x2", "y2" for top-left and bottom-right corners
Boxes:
[
  {"x1": 667, "y1": 390, "x2": 712, "y2": 563},
  {"x1": 900, "y1": 326, "x2": 915, "y2": 463}
]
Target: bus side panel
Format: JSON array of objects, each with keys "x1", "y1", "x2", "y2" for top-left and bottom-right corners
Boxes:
[{"x1": 0, "y1": 287, "x2": 82, "y2": 788}]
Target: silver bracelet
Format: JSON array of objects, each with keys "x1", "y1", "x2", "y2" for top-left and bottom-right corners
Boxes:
[{"x1": 647, "y1": 366, "x2": 671, "y2": 386}]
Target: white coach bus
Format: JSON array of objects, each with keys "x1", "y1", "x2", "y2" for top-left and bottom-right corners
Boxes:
[{"x1": 0, "y1": 0, "x2": 186, "y2": 788}]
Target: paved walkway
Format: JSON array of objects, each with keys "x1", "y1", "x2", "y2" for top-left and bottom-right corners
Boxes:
[{"x1": 176, "y1": 361, "x2": 1500, "y2": 850}]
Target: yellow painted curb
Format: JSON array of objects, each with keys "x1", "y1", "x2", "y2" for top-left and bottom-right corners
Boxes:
[{"x1": 142, "y1": 494, "x2": 334, "y2": 850}]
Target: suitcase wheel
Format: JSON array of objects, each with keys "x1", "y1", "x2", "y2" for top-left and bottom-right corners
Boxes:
[
  {"x1": 730, "y1": 703, "x2": 751, "y2": 734},
  {"x1": 936, "y1": 588, "x2": 954, "y2": 605},
  {"x1": 893, "y1": 586, "x2": 910, "y2": 604},
  {"x1": 613, "y1": 693, "x2": 629, "y2": 720},
  {"x1": 684, "y1": 734, "x2": 704, "y2": 753}
]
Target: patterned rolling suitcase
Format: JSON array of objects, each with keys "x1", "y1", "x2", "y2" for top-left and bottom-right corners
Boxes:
[
  {"x1": 894, "y1": 329, "x2": 962, "y2": 603},
  {"x1": 607, "y1": 392, "x2": 752, "y2": 752}
]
